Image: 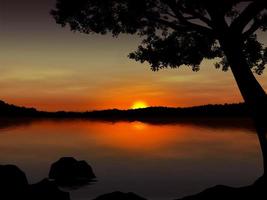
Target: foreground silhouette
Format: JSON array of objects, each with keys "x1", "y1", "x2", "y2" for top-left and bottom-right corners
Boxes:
[
  {"x1": 177, "y1": 176, "x2": 267, "y2": 200},
  {"x1": 1, "y1": 161, "x2": 267, "y2": 200},
  {"x1": 0, "y1": 157, "x2": 97, "y2": 200},
  {"x1": 0, "y1": 158, "x2": 147, "y2": 200},
  {"x1": 93, "y1": 191, "x2": 147, "y2": 200},
  {"x1": 0, "y1": 164, "x2": 70, "y2": 200}
]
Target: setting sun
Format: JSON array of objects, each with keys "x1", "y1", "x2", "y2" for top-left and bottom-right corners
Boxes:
[{"x1": 131, "y1": 101, "x2": 149, "y2": 109}]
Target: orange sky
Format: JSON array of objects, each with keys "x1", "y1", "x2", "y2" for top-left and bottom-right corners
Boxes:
[{"x1": 1, "y1": 0, "x2": 267, "y2": 111}]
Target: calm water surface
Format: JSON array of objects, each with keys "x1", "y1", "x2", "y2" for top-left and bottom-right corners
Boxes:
[{"x1": 0, "y1": 119, "x2": 263, "y2": 199}]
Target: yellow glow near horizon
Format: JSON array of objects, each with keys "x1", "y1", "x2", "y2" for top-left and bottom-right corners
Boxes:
[{"x1": 131, "y1": 101, "x2": 148, "y2": 109}]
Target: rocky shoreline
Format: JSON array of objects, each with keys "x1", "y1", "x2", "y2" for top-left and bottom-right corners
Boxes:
[{"x1": 1, "y1": 157, "x2": 266, "y2": 200}]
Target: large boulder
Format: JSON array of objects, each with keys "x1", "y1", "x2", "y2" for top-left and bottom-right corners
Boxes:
[
  {"x1": 0, "y1": 164, "x2": 28, "y2": 188},
  {"x1": 49, "y1": 157, "x2": 96, "y2": 186},
  {"x1": 93, "y1": 191, "x2": 147, "y2": 200},
  {"x1": 0, "y1": 164, "x2": 28, "y2": 198},
  {"x1": 0, "y1": 164, "x2": 70, "y2": 200},
  {"x1": 29, "y1": 179, "x2": 70, "y2": 200}
]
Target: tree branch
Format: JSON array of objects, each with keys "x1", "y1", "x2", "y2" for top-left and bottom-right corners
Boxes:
[
  {"x1": 204, "y1": 6, "x2": 229, "y2": 38},
  {"x1": 230, "y1": 0, "x2": 267, "y2": 33},
  {"x1": 160, "y1": 0, "x2": 214, "y2": 34},
  {"x1": 242, "y1": 18, "x2": 261, "y2": 38},
  {"x1": 144, "y1": 13, "x2": 214, "y2": 37},
  {"x1": 181, "y1": 9, "x2": 213, "y2": 28}
]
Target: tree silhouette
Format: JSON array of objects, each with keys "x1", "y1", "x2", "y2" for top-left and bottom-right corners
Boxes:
[{"x1": 51, "y1": 0, "x2": 267, "y2": 176}]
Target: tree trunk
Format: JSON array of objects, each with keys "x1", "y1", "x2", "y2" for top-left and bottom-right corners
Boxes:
[{"x1": 220, "y1": 37, "x2": 267, "y2": 177}]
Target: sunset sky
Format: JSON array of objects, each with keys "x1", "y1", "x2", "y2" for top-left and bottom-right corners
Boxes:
[{"x1": 1, "y1": 0, "x2": 267, "y2": 111}]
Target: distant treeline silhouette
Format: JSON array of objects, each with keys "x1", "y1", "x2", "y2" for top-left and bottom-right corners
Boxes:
[
  {"x1": 0, "y1": 100, "x2": 249, "y2": 120},
  {"x1": 0, "y1": 100, "x2": 38, "y2": 116}
]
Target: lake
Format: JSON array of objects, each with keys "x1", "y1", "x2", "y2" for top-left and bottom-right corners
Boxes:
[{"x1": 0, "y1": 118, "x2": 263, "y2": 200}]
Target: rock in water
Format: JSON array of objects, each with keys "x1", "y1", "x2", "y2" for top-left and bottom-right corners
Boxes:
[
  {"x1": 0, "y1": 164, "x2": 28, "y2": 198},
  {"x1": 29, "y1": 179, "x2": 70, "y2": 200},
  {"x1": 93, "y1": 191, "x2": 147, "y2": 200},
  {"x1": 0, "y1": 164, "x2": 70, "y2": 200},
  {"x1": 49, "y1": 157, "x2": 96, "y2": 186}
]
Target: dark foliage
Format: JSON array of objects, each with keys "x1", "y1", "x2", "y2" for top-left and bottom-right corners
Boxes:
[{"x1": 51, "y1": 0, "x2": 267, "y2": 73}]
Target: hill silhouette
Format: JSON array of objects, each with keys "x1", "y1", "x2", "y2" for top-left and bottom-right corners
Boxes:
[
  {"x1": 0, "y1": 100, "x2": 39, "y2": 117},
  {"x1": 0, "y1": 100, "x2": 250, "y2": 120}
]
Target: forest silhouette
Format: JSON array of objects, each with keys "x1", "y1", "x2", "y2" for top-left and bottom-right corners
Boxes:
[
  {"x1": 0, "y1": 99, "x2": 254, "y2": 130},
  {"x1": 0, "y1": 99, "x2": 250, "y2": 119}
]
